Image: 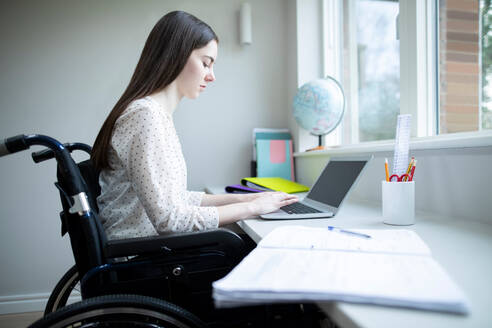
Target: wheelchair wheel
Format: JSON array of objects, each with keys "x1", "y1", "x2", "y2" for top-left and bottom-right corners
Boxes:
[
  {"x1": 31, "y1": 294, "x2": 207, "y2": 328},
  {"x1": 44, "y1": 265, "x2": 80, "y2": 315}
]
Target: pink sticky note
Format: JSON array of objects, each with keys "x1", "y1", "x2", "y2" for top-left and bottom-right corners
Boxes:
[{"x1": 270, "y1": 140, "x2": 286, "y2": 163}]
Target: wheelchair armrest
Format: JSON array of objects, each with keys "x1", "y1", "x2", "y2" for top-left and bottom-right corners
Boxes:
[{"x1": 104, "y1": 228, "x2": 246, "y2": 260}]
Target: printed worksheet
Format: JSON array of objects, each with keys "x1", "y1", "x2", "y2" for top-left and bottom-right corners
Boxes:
[
  {"x1": 213, "y1": 226, "x2": 469, "y2": 314},
  {"x1": 258, "y1": 226, "x2": 431, "y2": 255}
]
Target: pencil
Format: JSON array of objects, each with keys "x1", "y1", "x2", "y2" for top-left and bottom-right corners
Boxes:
[
  {"x1": 409, "y1": 160, "x2": 417, "y2": 181},
  {"x1": 404, "y1": 157, "x2": 414, "y2": 181},
  {"x1": 384, "y1": 158, "x2": 389, "y2": 182}
]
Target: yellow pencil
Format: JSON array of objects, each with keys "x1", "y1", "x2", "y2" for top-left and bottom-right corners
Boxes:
[
  {"x1": 384, "y1": 158, "x2": 389, "y2": 182},
  {"x1": 409, "y1": 160, "x2": 417, "y2": 181},
  {"x1": 404, "y1": 157, "x2": 414, "y2": 181}
]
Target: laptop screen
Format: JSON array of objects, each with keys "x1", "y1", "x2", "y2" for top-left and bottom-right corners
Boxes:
[{"x1": 307, "y1": 160, "x2": 367, "y2": 207}]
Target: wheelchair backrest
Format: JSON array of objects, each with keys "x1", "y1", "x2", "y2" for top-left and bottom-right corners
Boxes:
[
  {"x1": 56, "y1": 159, "x2": 108, "y2": 277},
  {"x1": 77, "y1": 160, "x2": 101, "y2": 212}
]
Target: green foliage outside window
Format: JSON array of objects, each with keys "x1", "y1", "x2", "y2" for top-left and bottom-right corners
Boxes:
[{"x1": 481, "y1": 0, "x2": 492, "y2": 129}]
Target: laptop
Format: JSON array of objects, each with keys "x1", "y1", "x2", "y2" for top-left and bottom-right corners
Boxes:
[{"x1": 260, "y1": 156, "x2": 372, "y2": 220}]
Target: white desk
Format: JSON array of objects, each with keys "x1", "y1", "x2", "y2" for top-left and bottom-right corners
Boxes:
[{"x1": 206, "y1": 187, "x2": 492, "y2": 328}]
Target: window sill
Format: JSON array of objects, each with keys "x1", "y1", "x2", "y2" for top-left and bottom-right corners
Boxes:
[{"x1": 294, "y1": 130, "x2": 492, "y2": 157}]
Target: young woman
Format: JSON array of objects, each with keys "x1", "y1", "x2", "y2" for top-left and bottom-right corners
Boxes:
[{"x1": 92, "y1": 11, "x2": 298, "y2": 240}]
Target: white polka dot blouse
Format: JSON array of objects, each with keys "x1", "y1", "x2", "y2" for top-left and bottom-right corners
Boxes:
[{"x1": 97, "y1": 96, "x2": 219, "y2": 240}]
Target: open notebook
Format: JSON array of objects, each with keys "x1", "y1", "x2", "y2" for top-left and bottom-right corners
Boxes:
[{"x1": 213, "y1": 226, "x2": 469, "y2": 314}]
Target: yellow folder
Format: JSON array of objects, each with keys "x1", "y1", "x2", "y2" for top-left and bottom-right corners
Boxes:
[{"x1": 241, "y1": 177, "x2": 309, "y2": 194}]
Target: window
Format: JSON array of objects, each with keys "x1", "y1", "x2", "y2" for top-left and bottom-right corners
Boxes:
[
  {"x1": 342, "y1": 0, "x2": 400, "y2": 143},
  {"x1": 323, "y1": 0, "x2": 491, "y2": 148}
]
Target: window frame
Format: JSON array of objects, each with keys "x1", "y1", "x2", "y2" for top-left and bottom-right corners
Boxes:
[{"x1": 399, "y1": 0, "x2": 437, "y2": 138}]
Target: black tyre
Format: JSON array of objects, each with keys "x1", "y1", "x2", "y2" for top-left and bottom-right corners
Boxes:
[
  {"x1": 31, "y1": 294, "x2": 207, "y2": 328},
  {"x1": 44, "y1": 265, "x2": 80, "y2": 315}
]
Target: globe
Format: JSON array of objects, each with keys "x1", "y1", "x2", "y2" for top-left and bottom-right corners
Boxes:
[{"x1": 292, "y1": 76, "x2": 345, "y2": 147}]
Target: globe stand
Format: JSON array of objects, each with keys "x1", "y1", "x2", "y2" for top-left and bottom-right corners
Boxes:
[{"x1": 306, "y1": 134, "x2": 325, "y2": 152}]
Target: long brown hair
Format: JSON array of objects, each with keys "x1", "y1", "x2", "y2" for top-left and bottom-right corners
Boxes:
[{"x1": 92, "y1": 11, "x2": 218, "y2": 170}]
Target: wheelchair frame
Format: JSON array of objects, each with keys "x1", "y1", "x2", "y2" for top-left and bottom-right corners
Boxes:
[{"x1": 1, "y1": 134, "x2": 324, "y2": 328}]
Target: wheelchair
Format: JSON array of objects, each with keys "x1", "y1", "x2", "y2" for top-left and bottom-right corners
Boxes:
[{"x1": 0, "y1": 134, "x2": 325, "y2": 328}]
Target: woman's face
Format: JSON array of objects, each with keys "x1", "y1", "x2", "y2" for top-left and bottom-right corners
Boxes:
[{"x1": 176, "y1": 40, "x2": 218, "y2": 99}]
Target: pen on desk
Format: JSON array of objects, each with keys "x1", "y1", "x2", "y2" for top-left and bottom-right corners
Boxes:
[
  {"x1": 384, "y1": 158, "x2": 389, "y2": 182},
  {"x1": 327, "y1": 226, "x2": 371, "y2": 239}
]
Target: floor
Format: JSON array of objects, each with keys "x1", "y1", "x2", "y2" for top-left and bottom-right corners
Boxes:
[
  {"x1": 0, "y1": 310, "x2": 337, "y2": 328},
  {"x1": 0, "y1": 311, "x2": 42, "y2": 328}
]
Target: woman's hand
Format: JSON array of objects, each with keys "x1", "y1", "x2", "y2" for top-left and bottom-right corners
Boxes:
[
  {"x1": 216, "y1": 192, "x2": 299, "y2": 226},
  {"x1": 249, "y1": 192, "x2": 299, "y2": 216}
]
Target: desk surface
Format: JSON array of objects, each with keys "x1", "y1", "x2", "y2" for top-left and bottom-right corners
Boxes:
[{"x1": 206, "y1": 187, "x2": 492, "y2": 328}]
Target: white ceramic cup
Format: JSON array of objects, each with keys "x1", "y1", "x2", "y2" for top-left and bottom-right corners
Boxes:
[{"x1": 382, "y1": 181, "x2": 415, "y2": 225}]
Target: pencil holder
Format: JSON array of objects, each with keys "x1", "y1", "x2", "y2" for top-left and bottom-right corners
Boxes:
[{"x1": 382, "y1": 181, "x2": 415, "y2": 225}]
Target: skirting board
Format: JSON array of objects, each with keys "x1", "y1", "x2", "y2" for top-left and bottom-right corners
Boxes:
[{"x1": 0, "y1": 293, "x2": 81, "y2": 315}]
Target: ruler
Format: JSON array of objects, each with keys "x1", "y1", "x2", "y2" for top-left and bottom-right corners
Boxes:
[{"x1": 392, "y1": 114, "x2": 412, "y2": 176}]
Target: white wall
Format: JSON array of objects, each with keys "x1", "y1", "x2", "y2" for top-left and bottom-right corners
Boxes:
[
  {"x1": 295, "y1": 145, "x2": 492, "y2": 224},
  {"x1": 0, "y1": 0, "x2": 291, "y2": 313}
]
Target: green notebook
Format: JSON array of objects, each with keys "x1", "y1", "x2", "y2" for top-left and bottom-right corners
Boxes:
[{"x1": 241, "y1": 177, "x2": 309, "y2": 194}]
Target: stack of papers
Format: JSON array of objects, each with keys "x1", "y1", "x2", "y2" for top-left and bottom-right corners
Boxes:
[{"x1": 213, "y1": 226, "x2": 469, "y2": 314}]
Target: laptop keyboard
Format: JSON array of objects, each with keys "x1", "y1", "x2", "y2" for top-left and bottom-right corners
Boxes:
[{"x1": 280, "y1": 202, "x2": 322, "y2": 214}]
